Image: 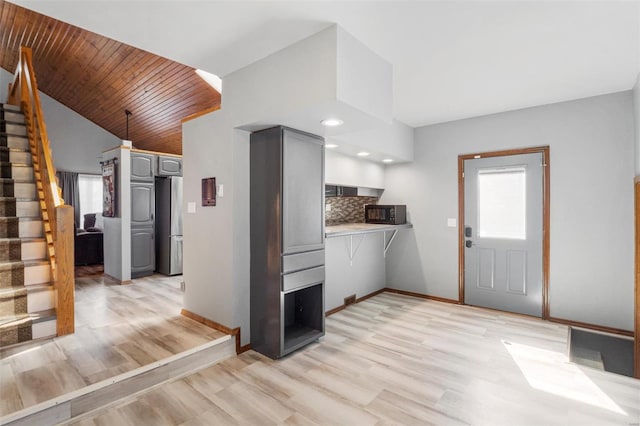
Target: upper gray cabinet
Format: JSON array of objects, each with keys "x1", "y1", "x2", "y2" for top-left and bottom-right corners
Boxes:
[
  {"x1": 158, "y1": 155, "x2": 182, "y2": 176},
  {"x1": 282, "y1": 128, "x2": 324, "y2": 255},
  {"x1": 131, "y1": 152, "x2": 156, "y2": 181}
]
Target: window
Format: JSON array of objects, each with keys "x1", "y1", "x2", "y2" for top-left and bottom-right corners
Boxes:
[
  {"x1": 78, "y1": 174, "x2": 103, "y2": 228},
  {"x1": 477, "y1": 167, "x2": 526, "y2": 240}
]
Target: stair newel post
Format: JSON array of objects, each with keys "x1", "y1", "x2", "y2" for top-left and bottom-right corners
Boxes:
[{"x1": 55, "y1": 205, "x2": 75, "y2": 335}]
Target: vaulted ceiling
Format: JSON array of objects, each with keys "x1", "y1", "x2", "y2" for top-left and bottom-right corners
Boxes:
[{"x1": 0, "y1": 1, "x2": 220, "y2": 154}]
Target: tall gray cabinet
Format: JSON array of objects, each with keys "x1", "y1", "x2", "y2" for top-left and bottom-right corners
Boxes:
[
  {"x1": 250, "y1": 126, "x2": 325, "y2": 359},
  {"x1": 131, "y1": 152, "x2": 156, "y2": 278}
]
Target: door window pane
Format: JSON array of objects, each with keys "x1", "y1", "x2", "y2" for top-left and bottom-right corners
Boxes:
[{"x1": 478, "y1": 167, "x2": 526, "y2": 239}]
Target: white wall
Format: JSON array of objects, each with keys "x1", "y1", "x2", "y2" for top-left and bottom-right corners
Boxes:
[
  {"x1": 634, "y1": 73, "x2": 640, "y2": 174},
  {"x1": 382, "y1": 92, "x2": 635, "y2": 331},
  {"x1": 1, "y1": 68, "x2": 120, "y2": 174}
]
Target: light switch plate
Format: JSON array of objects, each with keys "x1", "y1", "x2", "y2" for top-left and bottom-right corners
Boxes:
[
  {"x1": 217, "y1": 184, "x2": 224, "y2": 197},
  {"x1": 187, "y1": 202, "x2": 196, "y2": 213},
  {"x1": 326, "y1": 204, "x2": 331, "y2": 212},
  {"x1": 447, "y1": 218, "x2": 457, "y2": 227}
]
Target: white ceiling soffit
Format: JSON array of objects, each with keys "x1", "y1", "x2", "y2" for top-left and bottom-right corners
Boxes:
[{"x1": 13, "y1": 1, "x2": 640, "y2": 128}]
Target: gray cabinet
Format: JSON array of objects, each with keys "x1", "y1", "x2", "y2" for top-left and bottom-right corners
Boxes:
[
  {"x1": 157, "y1": 155, "x2": 182, "y2": 176},
  {"x1": 250, "y1": 126, "x2": 325, "y2": 359},
  {"x1": 131, "y1": 227, "x2": 154, "y2": 278},
  {"x1": 131, "y1": 182, "x2": 155, "y2": 227},
  {"x1": 131, "y1": 153, "x2": 156, "y2": 278},
  {"x1": 282, "y1": 130, "x2": 324, "y2": 254},
  {"x1": 131, "y1": 152, "x2": 156, "y2": 181}
]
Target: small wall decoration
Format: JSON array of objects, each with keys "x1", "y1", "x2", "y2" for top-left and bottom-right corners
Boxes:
[
  {"x1": 202, "y1": 177, "x2": 216, "y2": 206},
  {"x1": 102, "y1": 161, "x2": 116, "y2": 217}
]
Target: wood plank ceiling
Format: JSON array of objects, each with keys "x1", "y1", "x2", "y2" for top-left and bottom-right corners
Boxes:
[{"x1": 0, "y1": 1, "x2": 220, "y2": 154}]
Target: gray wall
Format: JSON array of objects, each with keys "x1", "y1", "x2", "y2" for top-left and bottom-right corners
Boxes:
[
  {"x1": 0, "y1": 68, "x2": 11, "y2": 102},
  {"x1": 1, "y1": 68, "x2": 120, "y2": 174},
  {"x1": 326, "y1": 233, "x2": 386, "y2": 311},
  {"x1": 382, "y1": 92, "x2": 635, "y2": 331},
  {"x1": 182, "y1": 110, "x2": 251, "y2": 344}
]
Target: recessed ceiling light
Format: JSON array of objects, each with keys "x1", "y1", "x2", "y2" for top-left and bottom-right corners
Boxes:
[
  {"x1": 383, "y1": 158, "x2": 393, "y2": 163},
  {"x1": 321, "y1": 118, "x2": 344, "y2": 127},
  {"x1": 357, "y1": 152, "x2": 370, "y2": 157},
  {"x1": 325, "y1": 144, "x2": 339, "y2": 149}
]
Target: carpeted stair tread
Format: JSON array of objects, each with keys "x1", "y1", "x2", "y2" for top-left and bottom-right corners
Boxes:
[
  {"x1": 0, "y1": 146, "x2": 30, "y2": 154},
  {"x1": 0, "y1": 132, "x2": 29, "y2": 139},
  {"x1": 0, "y1": 259, "x2": 48, "y2": 270},
  {"x1": 0, "y1": 162, "x2": 33, "y2": 168},
  {"x1": 0, "y1": 237, "x2": 46, "y2": 243},
  {"x1": 0, "y1": 178, "x2": 37, "y2": 184},
  {"x1": 1, "y1": 104, "x2": 21, "y2": 112},
  {"x1": 0, "y1": 286, "x2": 28, "y2": 316},
  {"x1": 0, "y1": 309, "x2": 56, "y2": 346},
  {"x1": 0, "y1": 196, "x2": 38, "y2": 202},
  {"x1": 0, "y1": 308, "x2": 56, "y2": 326},
  {"x1": 0, "y1": 313, "x2": 31, "y2": 327}
]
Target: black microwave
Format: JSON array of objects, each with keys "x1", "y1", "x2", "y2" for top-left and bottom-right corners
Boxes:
[{"x1": 365, "y1": 205, "x2": 407, "y2": 225}]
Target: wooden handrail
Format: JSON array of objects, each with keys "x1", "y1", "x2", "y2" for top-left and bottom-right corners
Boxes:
[{"x1": 7, "y1": 46, "x2": 75, "y2": 336}]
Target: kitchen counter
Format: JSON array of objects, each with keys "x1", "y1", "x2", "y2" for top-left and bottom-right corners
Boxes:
[{"x1": 325, "y1": 223, "x2": 413, "y2": 238}]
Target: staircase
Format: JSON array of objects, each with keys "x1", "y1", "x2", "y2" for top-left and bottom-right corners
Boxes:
[{"x1": 0, "y1": 103, "x2": 56, "y2": 347}]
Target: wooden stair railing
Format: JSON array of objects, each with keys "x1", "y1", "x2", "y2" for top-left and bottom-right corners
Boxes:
[{"x1": 7, "y1": 46, "x2": 75, "y2": 336}]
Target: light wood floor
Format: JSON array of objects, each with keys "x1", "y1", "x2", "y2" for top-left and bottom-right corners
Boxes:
[
  {"x1": 67, "y1": 292, "x2": 640, "y2": 426},
  {"x1": 0, "y1": 274, "x2": 225, "y2": 416}
]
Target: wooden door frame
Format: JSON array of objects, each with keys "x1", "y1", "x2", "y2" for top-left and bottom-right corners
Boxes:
[
  {"x1": 458, "y1": 146, "x2": 551, "y2": 318},
  {"x1": 634, "y1": 177, "x2": 640, "y2": 378}
]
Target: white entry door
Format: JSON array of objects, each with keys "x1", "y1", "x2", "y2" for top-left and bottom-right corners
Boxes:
[{"x1": 464, "y1": 153, "x2": 543, "y2": 317}]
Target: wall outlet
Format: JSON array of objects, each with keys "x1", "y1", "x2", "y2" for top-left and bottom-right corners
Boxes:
[
  {"x1": 187, "y1": 202, "x2": 196, "y2": 213},
  {"x1": 344, "y1": 294, "x2": 356, "y2": 306},
  {"x1": 326, "y1": 204, "x2": 331, "y2": 212},
  {"x1": 180, "y1": 281, "x2": 186, "y2": 292}
]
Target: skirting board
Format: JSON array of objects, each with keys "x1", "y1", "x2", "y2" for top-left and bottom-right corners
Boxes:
[
  {"x1": 181, "y1": 309, "x2": 251, "y2": 354},
  {"x1": 326, "y1": 288, "x2": 634, "y2": 338},
  {"x1": 102, "y1": 273, "x2": 131, "y2": 285},
  {"x1": 1, "y1": 335, "x2": 234, "y2": 426},
  {"x1": 549, "y1": 316, "x2": 633, "y2": 338}
]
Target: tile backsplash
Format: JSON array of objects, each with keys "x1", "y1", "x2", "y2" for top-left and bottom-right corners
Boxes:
[{"x1": 325, "y1": 196, "x2": 378, "y2": 226}]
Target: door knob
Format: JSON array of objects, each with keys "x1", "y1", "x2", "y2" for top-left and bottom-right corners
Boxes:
[{"x1": 465, "y1": 240, "x2": 473, "y2": 248}]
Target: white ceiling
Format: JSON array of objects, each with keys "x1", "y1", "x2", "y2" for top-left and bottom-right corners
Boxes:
[{"x1": 14, "y1": 1, "x2": 640, "y2": 128}]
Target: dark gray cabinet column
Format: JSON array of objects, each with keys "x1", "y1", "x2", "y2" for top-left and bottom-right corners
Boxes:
[{"x1": 250, "y1": 126, "x2": 325, "y2": 359}]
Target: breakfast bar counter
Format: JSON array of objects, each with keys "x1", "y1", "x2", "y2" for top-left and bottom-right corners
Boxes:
[{"x1": 325, "y1": 223, "x2": 413, "y2": 238}]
